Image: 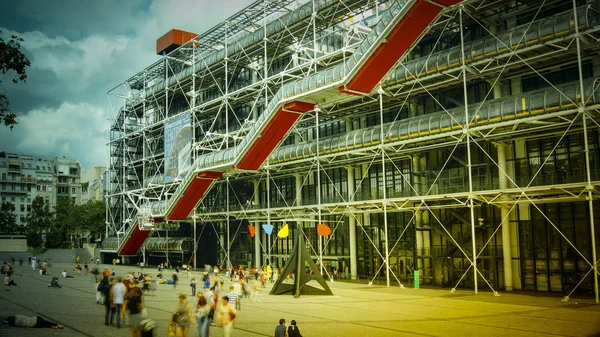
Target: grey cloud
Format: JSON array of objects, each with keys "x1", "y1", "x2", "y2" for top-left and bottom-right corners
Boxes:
[
  {"x1": 0, "y1": 0, "x2": 148, "y2": 40},
  {"x1": 1, "y1": 0, "x2": 256, "y2": 169}
]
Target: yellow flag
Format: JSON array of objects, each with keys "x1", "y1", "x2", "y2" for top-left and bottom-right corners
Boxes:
[{"x1": 277, "y1": 224, "x2": 289, "y2": 238}]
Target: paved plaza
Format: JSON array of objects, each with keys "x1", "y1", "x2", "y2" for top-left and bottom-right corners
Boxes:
[{"x1": 1, "y1": 263, "x2": 600, "y2": 337}]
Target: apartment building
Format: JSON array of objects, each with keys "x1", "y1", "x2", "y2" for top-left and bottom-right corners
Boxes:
[{"x1": 0, "y1": 152, "x2": 82, "y2": 226}]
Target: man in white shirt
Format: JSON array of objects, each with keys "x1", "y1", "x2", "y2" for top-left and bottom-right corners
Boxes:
[
  {"x1": 227, "y1": 286, "x2": 239, "y2": 310},
  {"x1": 111, "y1": 277, "x2": 126, "y2": 328}
]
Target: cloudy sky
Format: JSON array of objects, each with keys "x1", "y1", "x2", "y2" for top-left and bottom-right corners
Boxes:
[{"x1": 0, "y1": 0, "x2": 251, "y2": 170}]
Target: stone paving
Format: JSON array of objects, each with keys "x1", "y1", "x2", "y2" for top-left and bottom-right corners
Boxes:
[{"x1": 1, "y1": 263, "x2": 600, "y2": 337}]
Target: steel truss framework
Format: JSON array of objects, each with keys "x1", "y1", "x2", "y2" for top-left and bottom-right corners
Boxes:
[{"x1": 107, "y1": 0, "x2": 600, "y2": 301}]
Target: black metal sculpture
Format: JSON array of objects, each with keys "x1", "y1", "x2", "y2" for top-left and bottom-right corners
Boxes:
[{"x1": 270, "y1": 228, "x2": 334, "y2": 297}]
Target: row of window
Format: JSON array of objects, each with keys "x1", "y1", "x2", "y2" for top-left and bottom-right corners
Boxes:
[
  {"x1": 58, "y1": 177, "x2": 77, "y2": 183},
  {"x1": 199, "y1": 131, "x2": 599, "y2": 211},
  {"x1": 57, "y1": 186, "x2": 78, "y2": 194},
  {"x1": 1, "y1": 173, "x2": 76, "y2": 183},
  {"x1": 0, "y1": 203, "x2": 29, "y2": 211},
  {"x1": 0, "y1": 161, "x2": 55, "y2": 171},
  {"x1": 0, "y1": 184, "x2": 32, "y2": 192},
  {"x1": 0, "y1": 195, "x2": 49, "y2": 204}
]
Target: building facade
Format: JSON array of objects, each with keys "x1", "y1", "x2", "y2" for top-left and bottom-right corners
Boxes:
[
  {"x1": 81, "y1": 166, "x2": 107, "y2": 204},
  {"x1": 36, "y1": 158, "x2": 56, "y2": 211},
  {"x1": 106, "y1": 0, "x2": 600, "y2": 297},
  {"x1": 0, "y1": 152, "x2": 82, "y2": 226},
  {"x1": 0, "y1": 153, "x2": 37, "y2": 226}
]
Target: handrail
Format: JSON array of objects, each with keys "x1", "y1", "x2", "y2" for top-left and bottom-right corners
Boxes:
[{"x1": 270, "y1": 78, "x2": 600, "y2": 164}]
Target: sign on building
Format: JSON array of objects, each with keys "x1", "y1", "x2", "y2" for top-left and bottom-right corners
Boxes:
[{"x1": 164, "y1": 113, "x2": 192, "y2": 183}]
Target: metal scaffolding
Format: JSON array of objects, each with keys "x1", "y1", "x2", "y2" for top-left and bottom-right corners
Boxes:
[{"x1": 106, "y1": 0, "x2": 600, "y2": 301}]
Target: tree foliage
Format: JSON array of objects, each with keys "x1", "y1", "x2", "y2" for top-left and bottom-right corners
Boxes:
[
  {"x1": 52, "y1": 198, "x2": 106, "y2": 247},
  {"x1": 25, "y1": 196, "x2": 53, "y2": 248},
  {"x1": 79, "y1": 200, "x2": 106, "y2": 238},
  {"x1": 24, "y1": 196, "x2": 106, "y2": 248},
  {"x1": 0, "y1": 31, "x2": 31, "y2": 129},
  {"x1": 0, "y1": 201, "x2": 21, "y2": 234},
  {"x1": 47, "y1": 197, "x2": 74, "y2": 248}
]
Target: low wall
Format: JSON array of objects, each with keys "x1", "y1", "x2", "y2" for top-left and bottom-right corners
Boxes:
[
  {"x1": 0, "y1": 237, "x2": 27, "y2": 252},
  {"x1": 1, "y1": 248, "x2": 93, "y2": 265}
]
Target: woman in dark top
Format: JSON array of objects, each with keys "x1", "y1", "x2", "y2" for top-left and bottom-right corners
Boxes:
[{"x1": 287, "y1": 319, "x2": 303, "y2": 337}]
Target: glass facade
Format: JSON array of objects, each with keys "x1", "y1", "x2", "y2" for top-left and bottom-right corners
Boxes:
[{"x1": 106, "y1": 0, "x2": 600, "y2": 294}]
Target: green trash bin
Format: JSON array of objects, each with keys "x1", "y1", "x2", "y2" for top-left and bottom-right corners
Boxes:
[{"x1": 414, "y1": 269, "x2": 419, "y2": 289}]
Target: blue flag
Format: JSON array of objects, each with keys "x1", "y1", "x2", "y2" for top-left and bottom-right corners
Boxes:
[{"x1": 262, "y1": 224, "x2": 274, "y2": 235}]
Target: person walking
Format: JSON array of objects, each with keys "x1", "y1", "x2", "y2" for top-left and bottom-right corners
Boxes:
[
  {"x1": 100, "y1": 277, "x2": 114, "y2": 326},
  {"x1": 203, "y1": 273, "x2": 210, "y2": 289},
  {"x1": 274, "y1": 318, "x2": 286, "y2": 337},
  {"x1": 204, "y1": 286, "x2": 215, "y2": 324},
  {"x1": 287, "y1": 320, "x2": 303, "y2": 337},
  {"x1": 190, "y1": 277, "x2": 197, "y2": 296},
  {"x1": 173, "y1": 293, "x2": 193, "y2": 337},
  {"x1": 173, "y1": 272, "x2": 179, "y2": 289},
  {"x1": 126, "y1": 280, "x2": 144, "y2": 337},
  {"x1": 227, "y1": 286, "x2": 239, "y2": 311},
  {"x1": 252, "y1": 279, "x2": 261, "y2": 302},
  {"x1": 111, "y1": 277, "x2": 126, "y2": 328},
  {"x1": 217, "y1": 296, "x2": 236, "y2": 337},
  {"x1": 195, "y1": 293, "x2": 211, "y2": 337},
  {"x1": 211, "y1": 281, "x2": 221, "y2": 312}
]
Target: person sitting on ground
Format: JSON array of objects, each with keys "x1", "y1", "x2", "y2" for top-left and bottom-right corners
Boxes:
[
  {"x1": 287, "y1": 319, "x2": 303, "y2": 337},
  {"x1": 3, "y1": 315, "x2": 63, "y2": 329},
  {"x1": 4, "y1": 275, "x2": 18, "y2": 286},
  {"x1": 48, "y1": 277, "x2": 62, "y2": 288},
  {"x1": 274, "y1": 318, "x2": 287, "y2": 337},
  {"x1": 61, "y1": 271, "x2": 74, "y2": 278}
]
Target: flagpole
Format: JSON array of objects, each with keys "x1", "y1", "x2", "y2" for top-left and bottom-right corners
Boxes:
[
  {"x1": 267, "y1": 166, "x2": 271, "y2": 269},
  {"x1": 319, "y1": 234, "x2": 323, "y2": 276},
  {"x1": 316, "y1": 108, "x2": 323, "y2": 276}
]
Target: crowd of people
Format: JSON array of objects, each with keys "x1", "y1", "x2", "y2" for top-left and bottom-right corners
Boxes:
[{"x1": 3, "y1": 256, "x2": 309, "y2": 336}]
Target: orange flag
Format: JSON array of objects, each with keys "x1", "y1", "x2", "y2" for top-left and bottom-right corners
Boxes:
[
  {"x1": 317, "y1": 224, "x2": 331, "y2": 236},
  {"x1": 248, "y1": 225, "x2": 256, "y2": 238}
]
